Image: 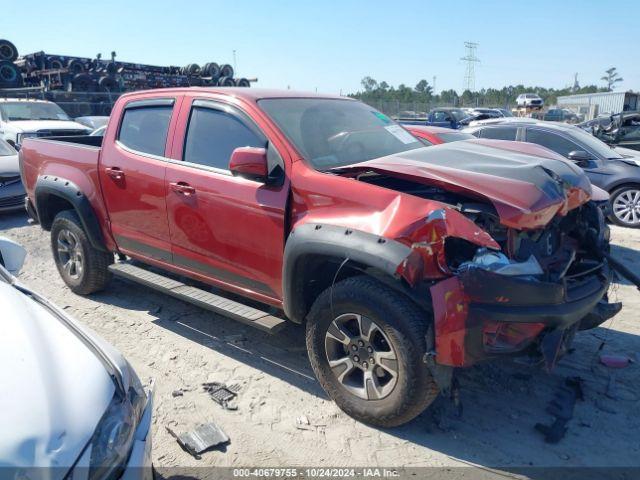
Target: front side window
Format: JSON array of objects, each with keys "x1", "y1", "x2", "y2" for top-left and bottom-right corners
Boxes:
[
  {"x1": 525, "y1": 129, "x2": 580, "y2": 157},
  {"x1": 259, "y1": 98, "x2": 423, "y2": 170},
  {"x1": 118, "y1": 106, "x2": 173, "y2": 157},
  {"x1": 183, "y1": 107, "x2": 265, "y2": 170},
  {"x1": 480, "y1": 126, "x2": 517, "y2": 141}
]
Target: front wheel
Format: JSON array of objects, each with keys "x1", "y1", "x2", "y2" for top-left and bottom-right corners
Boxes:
[
  {"x1": 609, "y1": 186, "x2": 640, "y2": 228},
  {"x1": 306, "y1": 276, "x2": 438, "y2": 427}
]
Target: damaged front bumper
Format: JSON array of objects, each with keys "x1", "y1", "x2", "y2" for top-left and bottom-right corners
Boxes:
[{"x1": 430, "y1": 260, "x2": 620, "y2": 367}]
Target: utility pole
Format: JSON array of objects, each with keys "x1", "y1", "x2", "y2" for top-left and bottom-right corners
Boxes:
[
  {"x1": 432, "y1": 75, "x2": 436, "y2": 94},
  {"x1": 232, "y1": 50, "x2": 237, "y2": 74},
  {"x1": 460, "y1": 41, "x2": 480, "y2": 92}
]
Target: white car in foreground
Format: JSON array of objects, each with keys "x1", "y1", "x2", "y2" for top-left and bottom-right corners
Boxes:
[{"x1": 0, "y1": 237, "x2": 153, "y2": 479}]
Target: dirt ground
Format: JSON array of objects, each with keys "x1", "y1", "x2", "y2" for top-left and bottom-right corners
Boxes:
[{"x1": 2, "y1": 210, "x2": 639, "y2": 475}]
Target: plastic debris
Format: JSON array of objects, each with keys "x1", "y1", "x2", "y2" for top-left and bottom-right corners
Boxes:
[
  {"x1": 202, "y1": 382, "x2": 239, "y2": 410},
  {"x1": 535, "y1": 377, "x2": 583, "y2": 443},
  {"x1": 599, "y1": 354, "x2": 631, "y2": 369},
  {"x1": 166, "y1": 423, "x2": 229, "y2": 459}
]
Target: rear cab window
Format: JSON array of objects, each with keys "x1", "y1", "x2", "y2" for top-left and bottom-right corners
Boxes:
[{"x1": 118, "y1": 100, "x2": 174, "y2": 157}]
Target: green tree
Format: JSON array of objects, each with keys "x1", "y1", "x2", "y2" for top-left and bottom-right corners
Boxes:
[{"x1": 601, "y1": 67, "x2": 623, "y2": 91}]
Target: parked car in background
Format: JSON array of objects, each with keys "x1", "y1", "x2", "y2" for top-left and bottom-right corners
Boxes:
[
  {"x1": 0, "y1": 237, "x2": 153, "y2": 479},
  {"x1": 516, "y1": 93, "x2": 544, "y2": 108},
  {"x1": 0, "y1": 138, "x2": 25, "y2": 212},
  {"x1": 0, "y1": 99, "x2": 91, "y2": 147},
  {"x1": 543, "y1": 108, "x2": 579, "y2": 123},
  {"x1": 74, "y1": 115, "x2": 110, "y2": 130},
  {"x1": 403, "y1": 125, "x2": 477, "y2": 145},
  {"x1": 592, "y1": 111, "x2": 640, "y2": 152},
  {"x1": 468, "y1": 108, "x2": 507, "y2": 118},
  {"x1": 20, "y1": 87, "x2": 621, "y2": 426},
  {"x1": 495, "y1": 108, "x2": 513, "y2": 117},
  {"x1": 466, "y1": 119, "x2": 640, "y2": 227},
  {"x1": 90, "y1": 125, "x2": 107, "y2": 137},
  {"x1": 400, "y1": 107, "x2": 469, "y2": 129},
  {"x1": 577, "y1": 115, "x2": 613, "y2": 132}
]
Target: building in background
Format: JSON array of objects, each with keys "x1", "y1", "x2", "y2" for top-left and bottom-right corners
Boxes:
[{"x1": 557, "y1": 91, "x2": 639, "y2": 120}]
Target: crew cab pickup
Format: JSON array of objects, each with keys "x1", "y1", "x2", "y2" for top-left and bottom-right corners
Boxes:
[{"x1": 20, "y1": 88, "x2": 622, "y2": 427}]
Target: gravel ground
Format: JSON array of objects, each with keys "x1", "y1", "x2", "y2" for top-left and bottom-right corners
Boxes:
[{"x1": 2, "y1": 210, "x2": 639, "y2": 475}]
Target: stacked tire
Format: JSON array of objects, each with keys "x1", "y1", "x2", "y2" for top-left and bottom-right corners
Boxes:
[{"x1": 0, "y1": 39, "x2": 22, "y2": 88}]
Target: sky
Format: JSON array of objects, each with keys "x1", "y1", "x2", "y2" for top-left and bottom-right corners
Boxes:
[{"x1": 3, "y1": 0, "x2": 639, "y2": 95}]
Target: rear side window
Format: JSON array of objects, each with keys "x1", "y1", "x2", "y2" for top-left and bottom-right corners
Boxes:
[
  {"x1": 183, "y1": 107, "x2": 265, "y2": 170},
  {"x1": 525, "y1": 129, "x2": 580, "y2": 157},
  {"x1": 118, "y1": 106, "x2": 173, "y2": 157},
  {"x1": 480, "y1": 126, "x2": 517, "y2": 141}
]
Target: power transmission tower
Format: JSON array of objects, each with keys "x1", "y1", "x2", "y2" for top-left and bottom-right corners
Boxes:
[{"x1": 460, "y1": 42, "x2": 480, "y2": 92}]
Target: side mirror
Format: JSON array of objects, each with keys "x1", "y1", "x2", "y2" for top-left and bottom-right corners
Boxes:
[
  {"x1": 229, "y1": 147, "x2": 268, "y2": 182},
  {"x1": 0, "y1": 237, "x2": 27, "y2": 276},
  {"x1": 567, "y1": 150, "x2": 592, "y2": 163}
]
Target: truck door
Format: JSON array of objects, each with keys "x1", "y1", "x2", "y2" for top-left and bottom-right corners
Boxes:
[
  {"x1": 164, "y1": 97, "x2": 289, "y2": 302},
  {"x1": 99, "y1": 96, "x2": 181, "y2": 263}
]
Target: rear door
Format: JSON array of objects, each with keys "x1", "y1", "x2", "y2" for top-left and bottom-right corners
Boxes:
[
  {"x1": 99, "y1": 96, "x2": 181, "y2": 263},
  {"x1": 164, "y1": 97, "x2": 289, "y2": 302}
]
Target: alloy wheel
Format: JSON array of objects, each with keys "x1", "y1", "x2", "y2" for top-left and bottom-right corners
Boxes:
[
  {"x1": 57, "y1": 229, "x2": 84, "y2": 280},
  {"x1": 613, "y1": 189, "x2": 640, "y2": 226},
  {"x1": 324, "y1": 313, "x2": 399, "y2": 400}
]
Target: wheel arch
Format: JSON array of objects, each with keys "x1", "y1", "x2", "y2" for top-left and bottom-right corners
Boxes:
[
  {"x1": 282, "y1": 223, "x2": 432, "y2": 324},
  {"x1": 34, "y1": 175, "x2": 108, "y2": 252}
]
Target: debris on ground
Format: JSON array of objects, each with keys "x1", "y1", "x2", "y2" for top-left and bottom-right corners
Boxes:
[
  {"x1": 166, "y1": 423, "x2": 230, "y2": 459},
  {"x1": 599, "y1": 354, "x2": 632, "y2": 369},
  {"x1": 295, "y1": 415, "x2": 313, "y2": 430},
  {"x1": 202, "y1": 382, "x2": 240, "y2": 410},
  {"x1": 172, "y1": 389, "x2": 184, "y2": 397},
  {"x1": 599, "y1": 354, "x2": 633, "y2": 399},
  {"x1": 535, "y1": 377, "x2": 583, "y2": 443}
]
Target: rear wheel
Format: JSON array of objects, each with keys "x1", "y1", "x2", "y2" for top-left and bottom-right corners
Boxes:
[
  {"x1": 51, "y1": 210, "x2": 113, "y2": 294},
  {"x1": 306, "y1": 276, "x2": 438, "y2": 427},
  {"x1": 609, "y1": 186, "x2": 640, "y2": 228}
]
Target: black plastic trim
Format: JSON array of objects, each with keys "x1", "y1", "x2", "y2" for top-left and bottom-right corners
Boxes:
[
  {"x1": 34, "y1": 175, "x2": 107, "y2": 251},
  {"x1": 282, "y1": 223, "x2": 413, "y2": 323}
]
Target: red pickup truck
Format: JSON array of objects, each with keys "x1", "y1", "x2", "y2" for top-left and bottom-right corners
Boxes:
[{"x1": 20, "y1": 88, "x2": 621, "y2": 427}]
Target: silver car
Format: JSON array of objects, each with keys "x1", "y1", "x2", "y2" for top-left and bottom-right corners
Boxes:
[
  {"x1": 516, "y1": 93, "x2": 544, "y2": 108},
  {"x1": 0, "y1": 237, "x2": 154, "y2": 479}
]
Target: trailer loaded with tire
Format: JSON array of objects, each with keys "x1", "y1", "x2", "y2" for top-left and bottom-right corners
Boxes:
[{"x1": 0, "y1": 38, "x2": 254, "y2": 117}]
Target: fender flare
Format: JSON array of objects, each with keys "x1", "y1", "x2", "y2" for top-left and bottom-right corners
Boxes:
[
  {"x1": 34, "y1": 175, "x2": 107, "y2": 252},
  {"x1": 282, "y1": 222, "x2": 414, "y2": 323}
]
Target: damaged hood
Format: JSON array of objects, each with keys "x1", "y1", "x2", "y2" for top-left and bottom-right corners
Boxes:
[
  {"x1": 337, "y1": 139, "x2": 592, "y2": 229},
  {"x1": 0, "y1": 281, "x2": 114, "y2": 475}
]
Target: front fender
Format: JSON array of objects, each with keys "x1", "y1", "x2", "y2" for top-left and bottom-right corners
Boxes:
[{"x1": 282, "y1": 222, "x2": 419, "y2": 323}]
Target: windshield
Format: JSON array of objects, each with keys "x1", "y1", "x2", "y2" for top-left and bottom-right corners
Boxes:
[
  {"x1": 0, "y1": 102, "x2": 70, "y2": 121},
  {"x1": 258, "y1": 98, "x2": 423, "y2": 170},
  {"x1": 570, "y1": 126, "x2": 622, "y2": 159},
  {"x1": 0, "y1": 138, "x2": 16, "y2": 156},
  {"x1": 438, "y1": 132, "x2": 476, "y2": 143}
]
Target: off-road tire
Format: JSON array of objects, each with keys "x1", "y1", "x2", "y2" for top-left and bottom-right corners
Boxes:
[
  {"x1": 306, "y1": 275, "x2": 438, "y2": 427},
  {"x1": 51, "y1": 210, "x2": 113, "y2": 294}
]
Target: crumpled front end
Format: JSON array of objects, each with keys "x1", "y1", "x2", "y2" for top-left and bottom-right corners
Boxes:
[{"x1": 427, "y1": 201, "x2": 621, "y2": 368}]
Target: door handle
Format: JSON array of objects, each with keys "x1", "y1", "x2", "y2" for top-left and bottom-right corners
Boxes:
[
  {"x1": 105, "y1": 167, "x2": 125, "y2": 180},
  {"x1": 169, "y1": 182, "x2": 196, "y2": 196}
]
